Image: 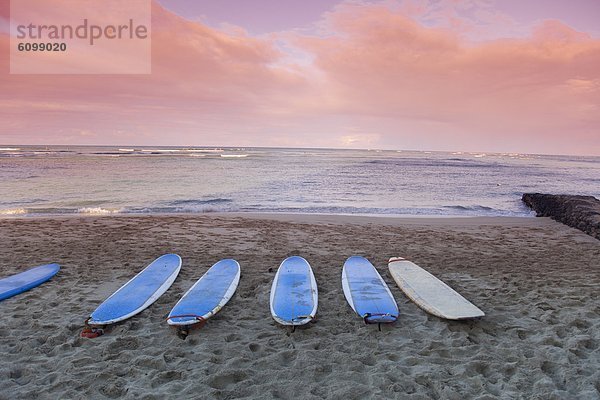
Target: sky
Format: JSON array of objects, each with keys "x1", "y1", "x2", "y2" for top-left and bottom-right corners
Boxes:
[{"x1": 1, "y1": 0, "x2": 599, "y2": 155}]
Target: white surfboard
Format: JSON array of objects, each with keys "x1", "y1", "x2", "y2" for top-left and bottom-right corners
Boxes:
[{"x1": 388, "y1": 257, "x2": 484, "y2": 320}]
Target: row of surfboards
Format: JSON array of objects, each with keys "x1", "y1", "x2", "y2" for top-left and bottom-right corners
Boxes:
[{"x1": 0, "y1": 254, "x2": 484, "y2": 335}]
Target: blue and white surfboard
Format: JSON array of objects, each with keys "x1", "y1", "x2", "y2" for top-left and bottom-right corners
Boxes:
[
  {"x1": 167, "y1": 259, "x2": 240, "y2": 326},
  {"x1": 0, "y1": 263, "x2": 60, "y2": 302},
  {"x1": 270, "y1": 256, "x2": 318, "y2": 326},
  {"x1": 88, "y1": 254, "x2": 181, "y2": 325},
  {"x1": 342, "y1": 256, "x2": 398, "y2": 324}
]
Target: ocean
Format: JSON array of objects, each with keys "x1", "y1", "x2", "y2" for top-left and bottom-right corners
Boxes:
[{"x1": 1, "y1": 146, "x2": 599, "y2": 217}]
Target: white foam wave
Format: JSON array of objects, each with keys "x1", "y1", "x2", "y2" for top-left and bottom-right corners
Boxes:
[
  {"x1": 0, "y1": 147, "x2": 20, "y2": 151},
  {"x1": 140, "y1": 149, "x2": 181, "y2": 153},
  {"x1": 220, "y1": 154, "x2": 248, "y2": 158},
  {"x1": 0, "y1": 208, "x2": 27, "y2": 215},
  {"x1": 184, "y1": 149, "x2": 224, "y2": 153},
  {"x1": 77, "y1": 207, "x2": 121, "y2": 215}
]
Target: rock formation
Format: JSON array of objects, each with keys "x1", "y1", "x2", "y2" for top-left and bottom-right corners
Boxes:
[{"x1": 522, "y1": 193, "x2": 600, "y2": 240}]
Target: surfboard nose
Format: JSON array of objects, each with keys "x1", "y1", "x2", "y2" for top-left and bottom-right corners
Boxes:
[
  {"x1": 344, "y1": 255, "x2": 367, "y2": 265},
  {"x1": 158, "y1": 253, "x2": 182, "y2": 264},
  {"x1": 281, "y1": 255, "x2": 310, "y2": 268},
  {"x1": 388, "y1": 257, "x2": 405, "y2": 263}
]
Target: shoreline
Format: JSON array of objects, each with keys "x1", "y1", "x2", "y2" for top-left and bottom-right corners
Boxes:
[{"x1": 0, "y1": 210, "x2": 537, "y2": 224}]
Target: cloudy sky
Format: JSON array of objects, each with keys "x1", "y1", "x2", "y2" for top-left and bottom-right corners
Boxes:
[{"x1": 1, "y1": 0, "x2": 599, "y2": 155}]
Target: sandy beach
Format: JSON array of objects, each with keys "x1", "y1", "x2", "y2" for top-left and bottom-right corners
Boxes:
[{"x1": 0, "y1": 213, "x2": 599, "y2": 399}]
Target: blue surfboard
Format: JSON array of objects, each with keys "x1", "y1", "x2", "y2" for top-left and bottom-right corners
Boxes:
[
  {"x1": 88, "y1": 254, "x2": 181, "y2": 325},
  {"x1": 0, "y1": 264, "x2": 60, "y2": 301},
  {"x1": 342, "y1": 256, "x2": 398, "y2": 324},
  {"x1": 167, "y1": 259, "x2": 240, "y2": 326},
  {"x1": 270, "y1": 256, "x2": 318, "y2": 326}
]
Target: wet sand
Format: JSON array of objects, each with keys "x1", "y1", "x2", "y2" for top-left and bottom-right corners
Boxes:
[{"x1": 0, "y1": 214, "x2": 599, "y2": 399}]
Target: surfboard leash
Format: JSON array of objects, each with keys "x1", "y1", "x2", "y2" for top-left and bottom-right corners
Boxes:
[
  {"x1": 362, "y1": 313, "x2": 398, "y2": 331},
  {"x1": 167, "y1": 314, "x2": 206, "y2": 340},
  {"x1": 289, "y1": 314, "x2": 315, "y2": 333},
  {"x1": 80, "y1": 317, "x2": 104, "y2": 339},
  {"x1": 166, "y1": 314, "x2": 206, "y2": 323}
]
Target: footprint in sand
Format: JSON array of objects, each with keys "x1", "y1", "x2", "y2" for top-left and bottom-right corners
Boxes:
[{"x1": 208, "y1": 370, "x2": 248, "y2": 390}]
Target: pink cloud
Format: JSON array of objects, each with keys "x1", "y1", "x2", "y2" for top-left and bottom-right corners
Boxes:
[
  {"x1": 0, "y1": 1, "x2": 310, "y2": 144},
  {"x1": 292, "y1": 3, "x2": 600, "y2": 153},
  {"x1": 1, "y1": 0, "x2": 599, "y2": 154}
]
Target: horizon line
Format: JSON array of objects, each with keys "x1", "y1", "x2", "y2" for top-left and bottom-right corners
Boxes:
[{"x1": 1, "y1": 143, "x2": 599, "y2": 158}]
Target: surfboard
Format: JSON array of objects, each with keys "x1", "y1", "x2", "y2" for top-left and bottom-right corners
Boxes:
[
  {"x1": 88, "y1": 254, "x2": 181, "y2": 325},
  {"x1": 388, "y1": 257, "x2": 484, "y2": 320},
  {"x1": 0, "y1": 263, "x2": 60, "y2": 301},
  {"x1": 270, "y1": 256, "x2": 318, "y2": 326},
  {"x1": 167, "y1": 259, "x2": 240, "y2": 326},
  {"x1": 342, "y1": 256, "x2": 398, "y2": 324}
]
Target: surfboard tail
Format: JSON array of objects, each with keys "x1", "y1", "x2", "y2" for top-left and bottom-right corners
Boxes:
[{"x1": 363, "y1": 313, "x2": 398, "y2": 324}]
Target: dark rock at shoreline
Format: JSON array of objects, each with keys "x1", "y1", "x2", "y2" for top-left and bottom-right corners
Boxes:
[{"x1": 522, "y1": 193, "x2": 600, "y2": 240}]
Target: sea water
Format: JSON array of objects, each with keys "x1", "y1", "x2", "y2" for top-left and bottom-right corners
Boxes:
[{"x1": 1, "y1": 146, "x2": 599, "y2": 217}]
